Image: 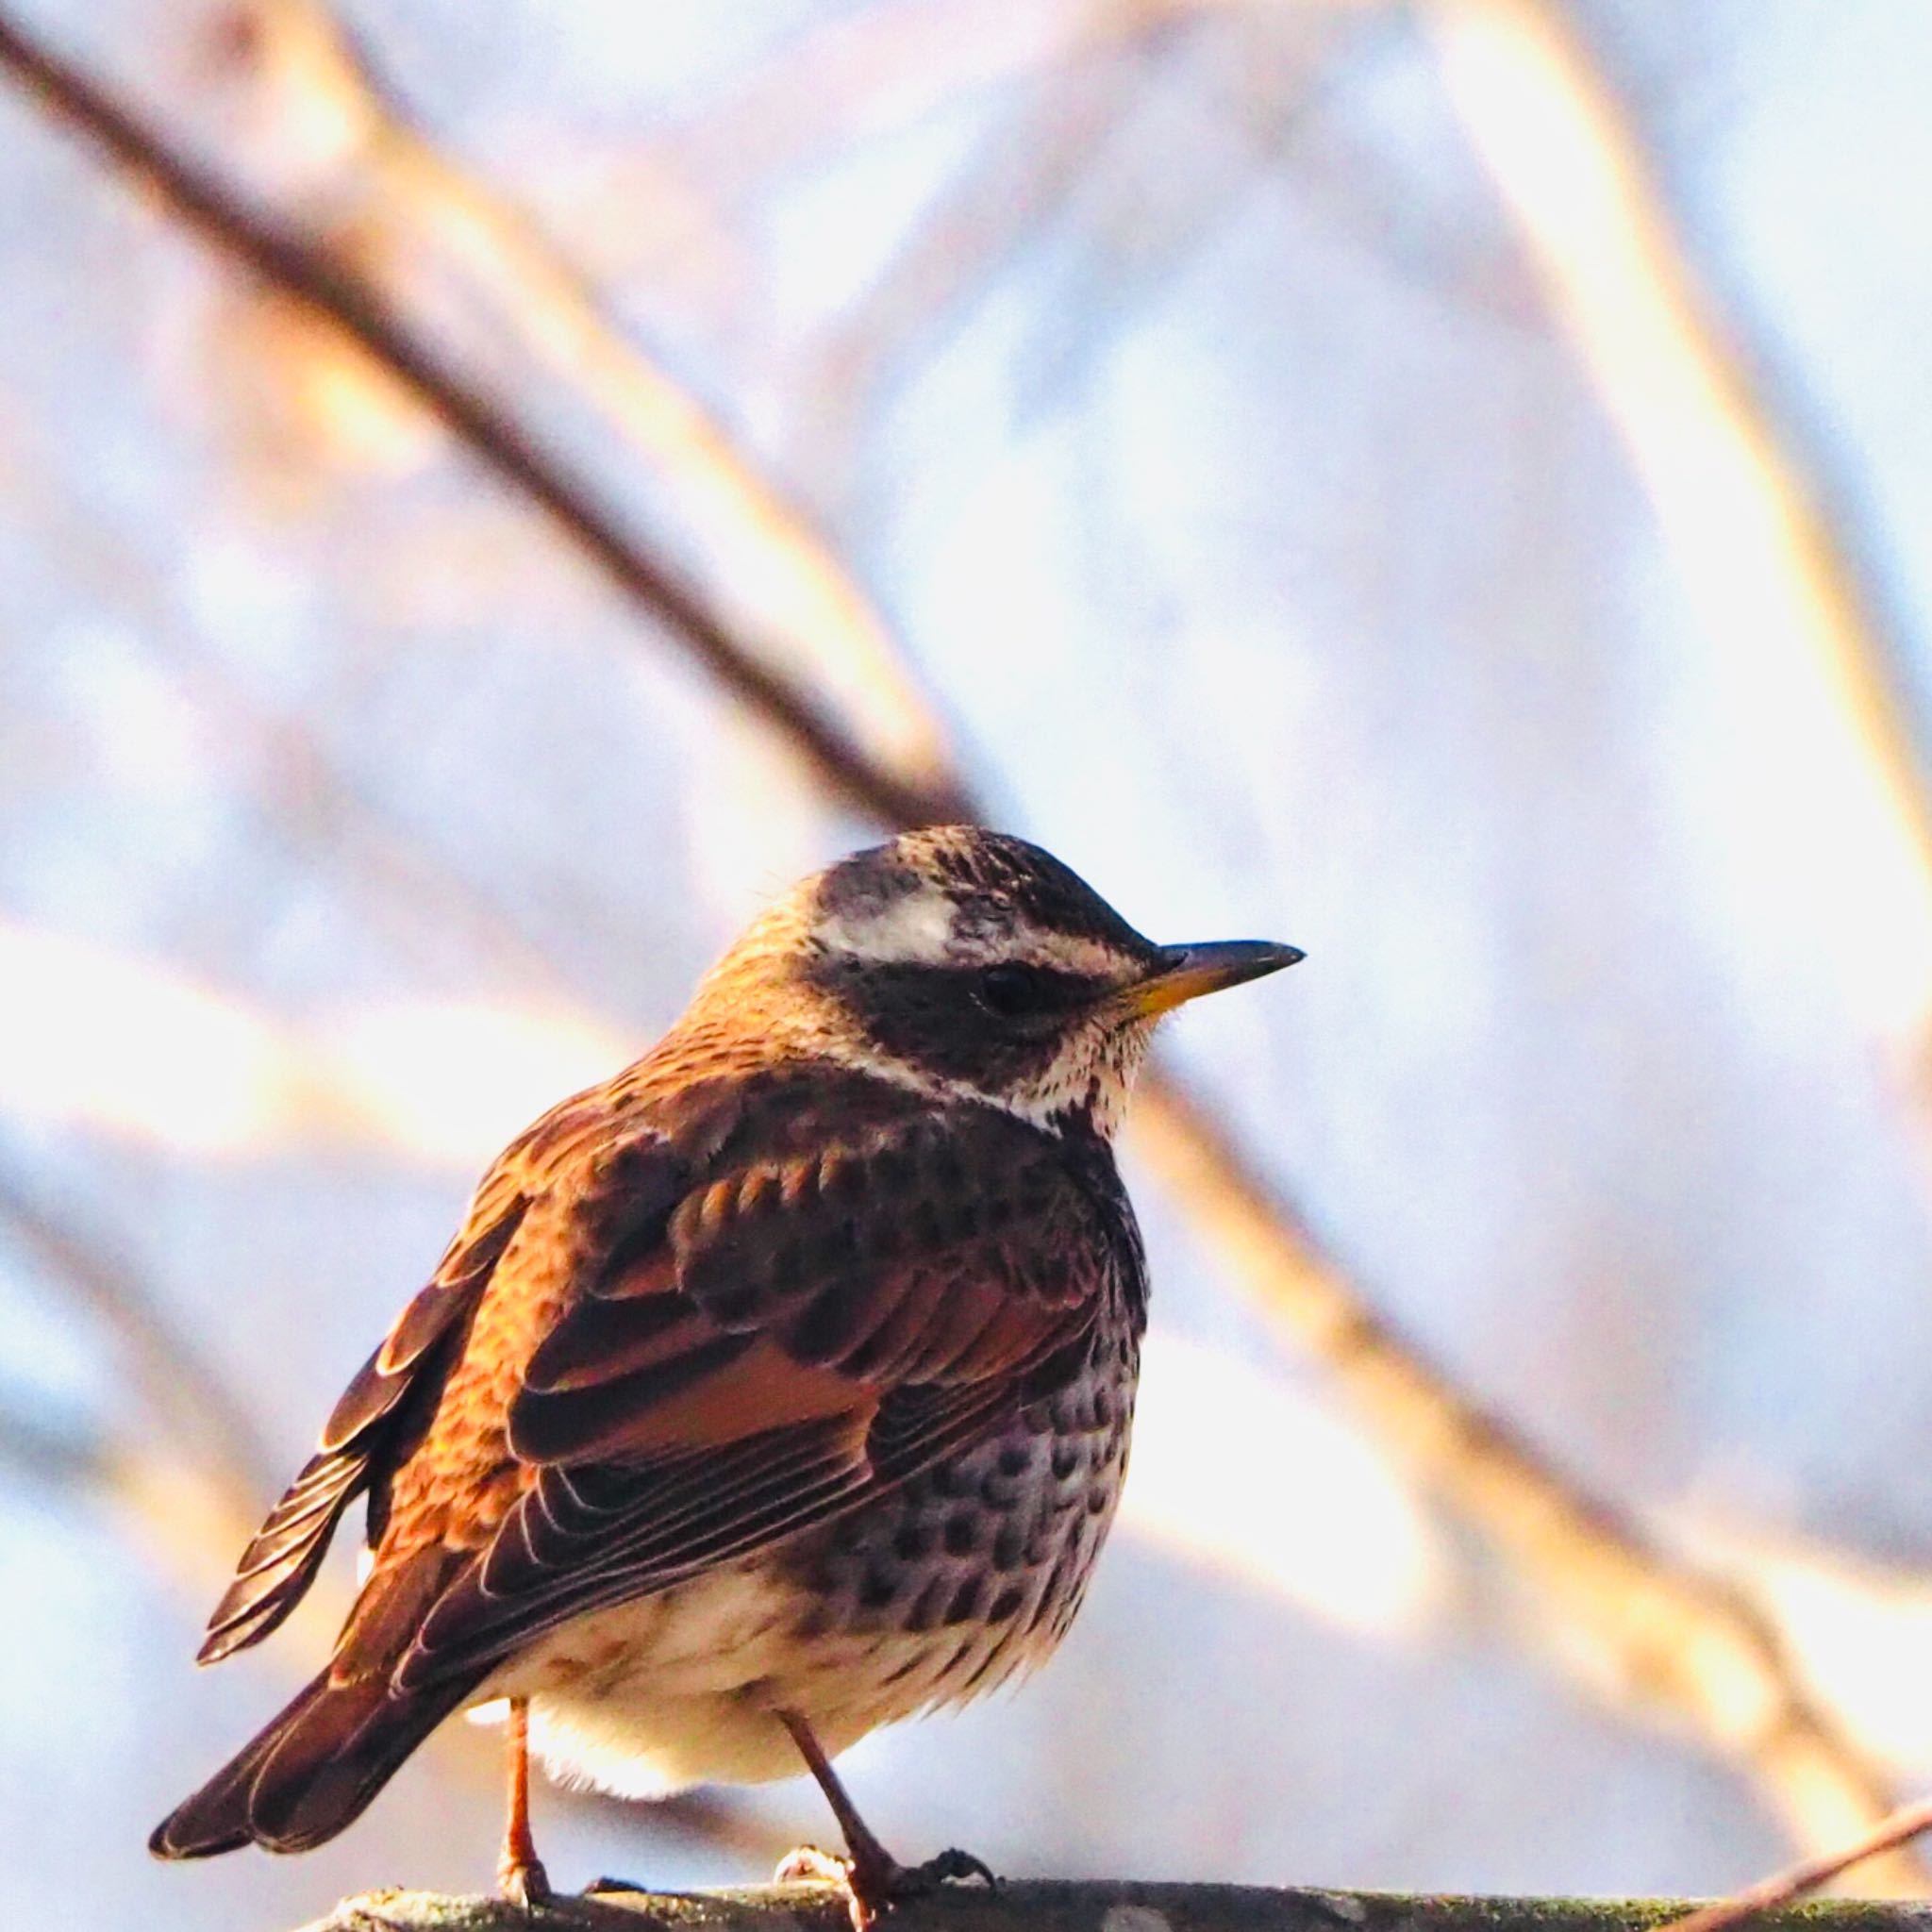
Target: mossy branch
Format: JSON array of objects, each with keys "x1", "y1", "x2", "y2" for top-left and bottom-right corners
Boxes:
[{"x1": 299, "y1": 1883, "x2": 1932, "y2": 1932}]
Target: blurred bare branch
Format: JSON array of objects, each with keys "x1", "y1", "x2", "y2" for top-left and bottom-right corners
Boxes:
[
  {"x1": 649, "y1": 0, "x2": 1359, "y2": 200},
  {"x1": 1421, "y1": 0, "x2": 1932, "y2": 989},
  {"x1": 0, "y1": 1393, "x2": 110, "y2": 1490},
  {"x1": 0, "y1": 1162, "x2": 381, "y2": 1665},
  {"x1": 0, "y1": 1163, "x2": 347, "y2": 1665},
  {"x1": 1004, "y1": 10, "x2": 1380, "y2": 414},
  {"x1": 794, "y1": 7, "x2": 1387, "y2": 477},
  {"x1": 0, "y1": 475, "x2": 591, "y2": 1003},
  {"x1": 1411, "y1": 7, "x2": 1932, "y2": 1869},
  {"x1": 1129, "y1": 1083, "x2": 1920, "y2": 1888},
  {"x1": 245, "y1": 0, "x2": 969, "y2": 802},
  {"x1": 791, "y1": 4, "x2": 1159, "y2": 487},
  {"x1": 0, "y1": 1162, "x2": 761, "y2": 1858},
  {"x1": 0, "y1": 6, "x2": 970, "y2": 834},
  {"x1": 0, "y1": 0, "x2": 1918, "y2": 1888},
  {"x1": 0, "y1": 1167, "x2": 268, "y2": 1508}
]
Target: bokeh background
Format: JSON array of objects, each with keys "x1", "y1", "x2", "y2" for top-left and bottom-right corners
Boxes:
[{"x1": 7, "y1": 2, "x2": 1932, "y2": 1927}]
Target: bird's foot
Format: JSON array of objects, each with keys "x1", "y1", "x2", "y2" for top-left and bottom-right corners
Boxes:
[
  {"x1": 498, "y1": 1853, "x2": 554, "y2": 1911},
  {"x1": 775, "y1": 1842, "x2": 997, "y2": 1930},
  {"x1": 895, "y1": 1848, "x2": 999, "y2": 1894}
]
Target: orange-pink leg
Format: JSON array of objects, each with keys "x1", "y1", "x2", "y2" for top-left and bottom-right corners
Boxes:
[
  {"x1": 774, "y1": 1708, "x2": 994, "y2": 1930},
  {"x1": 497, "y1": 1697, "x2": 553, "y2": 1908}
]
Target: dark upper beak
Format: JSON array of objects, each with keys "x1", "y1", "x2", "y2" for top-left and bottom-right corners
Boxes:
[{"x1": 1123, "y1": 939, "x2": 1305, "y2": 1017}]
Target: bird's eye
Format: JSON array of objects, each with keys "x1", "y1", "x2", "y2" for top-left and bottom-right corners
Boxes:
[{"x1": 976, "y1": 963, "x2": 1050, "y2": 1017}]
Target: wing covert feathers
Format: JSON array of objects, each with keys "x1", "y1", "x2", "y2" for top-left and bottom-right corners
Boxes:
[{"x1": 403, "y1": 1103, "x2": 1125, "y2": 1687}]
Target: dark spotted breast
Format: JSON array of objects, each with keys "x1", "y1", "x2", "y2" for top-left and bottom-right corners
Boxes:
[{"x1": 777, "y1": 1314, "x2": 1140, "y2": 1700}]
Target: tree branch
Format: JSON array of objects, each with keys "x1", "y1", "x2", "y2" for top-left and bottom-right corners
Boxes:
[
  {"x1": 298, "y1": 1882, "x2": 1932, "y2": 1932},
  {"x1": 0, "y1": 0, "x2": 1916, "y2": 1886}
]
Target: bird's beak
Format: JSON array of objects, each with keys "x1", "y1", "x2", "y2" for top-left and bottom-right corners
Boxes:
[{"x1": 1122, "y1": 939, "x2": 1305, "y2": 1018}]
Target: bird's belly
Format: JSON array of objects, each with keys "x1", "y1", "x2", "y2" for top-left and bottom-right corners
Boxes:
[{"x1": 496, "y1": 1352, "x2": 1134, "y2": 1798}]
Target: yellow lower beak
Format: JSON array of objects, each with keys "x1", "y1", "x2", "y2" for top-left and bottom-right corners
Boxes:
[{"x1": 1124, "y1": 940, "x2": 1304, "y2": 1018}]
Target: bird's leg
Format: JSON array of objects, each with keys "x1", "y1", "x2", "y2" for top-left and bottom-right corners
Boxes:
[
  {"x1": 497, "y1": 1697, "x2": 553, "y2": 1909},
  {"x1": 774, "y1": 1709, "x2": 994, "y2": 1930},
  {"x1": 775, "y1": 1708, "x2": 897, "y2": 1892}
]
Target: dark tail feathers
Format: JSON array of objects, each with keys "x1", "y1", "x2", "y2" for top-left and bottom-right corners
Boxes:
[{"x1": 150, "y1": 1663, "x2": 479, "y2": 1858}]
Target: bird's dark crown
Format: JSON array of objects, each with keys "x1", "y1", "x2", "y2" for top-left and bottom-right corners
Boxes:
[
  {"x1": 812, "y1": 829, "x2": 1158, "y2": 971},
  {"x1": 814, "y1": 828, "x2": 1154, "y2": 957}
]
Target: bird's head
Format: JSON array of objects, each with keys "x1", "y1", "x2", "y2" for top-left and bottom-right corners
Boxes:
[{"x1": 691, "y1": 827, "x2": 1301, "y2": 1137}]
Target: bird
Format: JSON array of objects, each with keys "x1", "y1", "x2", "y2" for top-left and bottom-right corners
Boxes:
[{"x1": 150, "y1": 826, "x2": 1300, "y2": 1922}]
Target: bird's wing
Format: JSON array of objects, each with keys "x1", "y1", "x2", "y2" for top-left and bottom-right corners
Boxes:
[
  {"x1": 390, "y1": 1095, "x2": 1134, "y2": 1690},
  {"x1": 194, "y1": 1090, "x2": 630, "y2": 1664}
]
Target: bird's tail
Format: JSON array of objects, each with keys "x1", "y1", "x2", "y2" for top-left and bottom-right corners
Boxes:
[{"x1": 149, "y1": 1660, "x2": 482, "y2": 1858}]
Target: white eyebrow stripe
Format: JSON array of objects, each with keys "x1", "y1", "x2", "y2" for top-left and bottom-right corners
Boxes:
[
  {"x1": 813, "y1": 888, "x2": 958, "y2": 963},
  {"x1": 812, "y1": 883, "x2": 1140, "y2": 978}
]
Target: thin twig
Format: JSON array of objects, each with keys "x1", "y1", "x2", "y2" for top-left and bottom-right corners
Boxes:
[
  {"x1": 1671, "y1": 1800, "x2": 1932, "y2": 1932},
  {"x1": 0, "y1": 1, "x2": 1915, "y2": 1883}
]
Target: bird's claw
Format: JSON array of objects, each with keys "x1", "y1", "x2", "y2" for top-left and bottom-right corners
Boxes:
[
  {"x1": 775, "y1": 1841, "x2": 999, "y2": 1930},
  {"x1": 914, "y1": 1847, "x2": 998, "y2": 1891}
]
